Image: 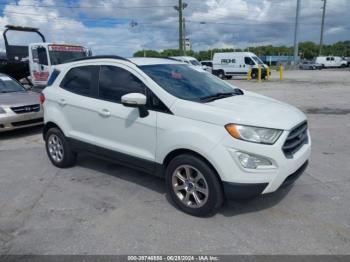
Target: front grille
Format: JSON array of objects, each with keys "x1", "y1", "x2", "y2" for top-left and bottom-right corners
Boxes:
[
  {"x1": 282, "y1": 121, "x2": 308, "y2": 157},
  {"x1": 11, "y1": 104, "x2": 40, "y2": 114},
  {"x1": 11, "y1": 118, "x2": 43, "y2": 127}
]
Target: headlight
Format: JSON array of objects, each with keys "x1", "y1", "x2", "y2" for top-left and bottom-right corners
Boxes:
[
  {"x1": 0, "y1": 107, "x2": 6, "y2": 114},
  {"x1": 225, "y1": 124, "x2": 282, "y2": 144}
]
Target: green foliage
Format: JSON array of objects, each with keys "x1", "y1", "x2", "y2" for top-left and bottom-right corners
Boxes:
[{"x1": 133, "y1": 41, "x2": 350, "y2": 60}]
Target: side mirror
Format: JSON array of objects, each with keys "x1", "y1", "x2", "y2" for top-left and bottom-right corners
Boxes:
[{"x1": 121, "y1": 93, "x2": 148, "y2": 118}]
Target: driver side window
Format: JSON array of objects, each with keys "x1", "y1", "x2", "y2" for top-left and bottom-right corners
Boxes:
[
  {"x1": 244, "y1": 57, "x2": 254, "y2": 65},
  {"x1": 98, "y1": 66, "x2": 146, "y2": 103}
]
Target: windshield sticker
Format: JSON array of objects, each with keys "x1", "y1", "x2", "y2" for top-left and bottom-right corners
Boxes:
[{"x1": 171, "y1": 71, "x2": 182, "y2": 79}]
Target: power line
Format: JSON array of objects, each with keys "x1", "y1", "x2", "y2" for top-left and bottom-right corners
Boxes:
[{"x1": 0, "y1": 2, "x2": 173, "y2": 9}]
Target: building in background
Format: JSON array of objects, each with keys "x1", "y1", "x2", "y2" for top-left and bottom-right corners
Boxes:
[
  {"x1": 185, "y1": 38, "x2": 192, "y2": 51},
  {"x1": 260, "y1": 55, "x2": 300, "y2": 66}
]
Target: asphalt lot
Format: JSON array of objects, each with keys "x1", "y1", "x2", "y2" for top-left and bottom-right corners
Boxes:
[{"x1": 0, "y1": 69, "x2": 350, "y2": 255}]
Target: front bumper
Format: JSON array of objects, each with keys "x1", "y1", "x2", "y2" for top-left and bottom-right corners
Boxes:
[
  {"x1": 0, "y1": 109, "x2": 43, "y2": 132},
  {"x1": 223, "y1": 160, "x2": 309, "y2": 199},
  {"x1": 209, "y1": 125, "x2": 311, "y2": 197}
]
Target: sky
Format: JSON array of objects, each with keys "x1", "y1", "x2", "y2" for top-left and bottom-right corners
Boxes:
[{"x1": 0, "y1": 0, "x2": 349, "y2": 57}]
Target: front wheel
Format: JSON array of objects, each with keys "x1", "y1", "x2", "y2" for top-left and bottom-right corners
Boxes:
[
  {"x1": 45, "y1": 128, "x2": 77, "y2": 168},
  {"x1": 165, "y1": 154, "x2": 224, "y2": 217}
]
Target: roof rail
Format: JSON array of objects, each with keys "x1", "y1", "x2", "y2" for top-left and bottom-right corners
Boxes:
[
  {"x1": 66, "y1": 55, "x2": 130, "y2": 63},
  {"x1": 132, "y1": 56, "x2": 180, "y2": 61}
]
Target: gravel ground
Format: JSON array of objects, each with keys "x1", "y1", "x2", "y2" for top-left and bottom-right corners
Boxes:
[{"x1": 0, "y1": 69, "x2": 349, "y2": 255}]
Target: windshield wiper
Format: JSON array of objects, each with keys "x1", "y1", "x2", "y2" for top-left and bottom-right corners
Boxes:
[{"x1": 200, "y1": 89, "x2": 243, "y2": 102}]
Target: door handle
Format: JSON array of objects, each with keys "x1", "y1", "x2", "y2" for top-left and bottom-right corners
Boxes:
[
  {"x1": 58, "y1": 99, "x2": 66, "y2": 106},
  {"x1": 99, "y1": 109, "x2": 111, "y2": 117}
]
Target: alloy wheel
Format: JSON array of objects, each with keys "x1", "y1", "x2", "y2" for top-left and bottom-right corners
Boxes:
[
  {"x1": 172, "y1": 165, "x2": 209, "y2": 208},
  {"x1": 48, "y1": 134, "x2": 64, "y2": 163}
]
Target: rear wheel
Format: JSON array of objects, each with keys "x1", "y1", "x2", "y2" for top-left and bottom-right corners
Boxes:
[
  {"x1": 217, "y1": 70, "x2": 225, "y2": 79},
  {"x1": 45, "y1": 128, "x2": 77, "y2": 168},
  {"x1": 165, "y1": 154, "x2": 224, "y2": 217}
]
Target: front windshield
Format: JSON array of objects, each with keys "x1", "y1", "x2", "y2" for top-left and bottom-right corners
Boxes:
[
  {"x1": 49, "y1": 49, "x2": 87, "y2": 65},
  {"x1": 190, "y1": 60, "x2": 201, "y2": 66},
  {"x1": 0, "y1": 77, "x2": 25, "y2": 93},
  {"x1": 252, "y1": 56, "x2": 264, "y2": 65},
  {"x1": 140, "y1": 64, "x2": 238, "y2": 101}
]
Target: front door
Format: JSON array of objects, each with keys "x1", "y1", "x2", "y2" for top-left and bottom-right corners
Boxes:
[
  {"x1": 92, "y1": 64, "x2": 157, "y2": 167},
  {"x1": 30, "y1": 45, "x2": 50, "y2": 86}
]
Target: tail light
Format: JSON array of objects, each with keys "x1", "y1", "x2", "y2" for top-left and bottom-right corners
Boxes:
[{"x1": 40, "y1": 93, "x2": 45, "y2": 105}]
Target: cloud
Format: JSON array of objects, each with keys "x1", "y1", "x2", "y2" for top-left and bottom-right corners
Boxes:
[{"x1": 0, "y1": 0, "x2": 348, "y2": 56}]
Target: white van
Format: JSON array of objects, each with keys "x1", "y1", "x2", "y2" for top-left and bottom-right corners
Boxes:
[
  {"x1": 315, "y1": 56, "x2": 347, "y2": 68},
  {"x1": 212, "y1": 52, "x2": 268, "y2": 79},
  {"x1": 170, "y1": 56, "x2": 202, "y2": 68}
]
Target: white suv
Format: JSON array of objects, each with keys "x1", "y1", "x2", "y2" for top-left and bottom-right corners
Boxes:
[{"x1": 42, "y1": 56, "x2": 311, "y2": 216}]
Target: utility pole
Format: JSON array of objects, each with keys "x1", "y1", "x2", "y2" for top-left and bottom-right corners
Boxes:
[
  {"x1": 174, "y1": 1, "x2": 187, "y2": 55},
  {"x1": 293, "y1": 0, "x2": 301, "y2": 64},
  {"x1": 319, "y1": 0, "x2": 327, "y2": 55}
]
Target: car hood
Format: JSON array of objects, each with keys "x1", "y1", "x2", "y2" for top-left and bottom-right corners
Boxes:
[
  {"x1": 0, "y1": 91, "x2": 40, "y2": 107},
  {"x1": 171, "y1": 91, "x2": 306, "y2": 130}
]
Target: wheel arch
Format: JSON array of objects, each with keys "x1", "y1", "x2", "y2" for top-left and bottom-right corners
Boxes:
[
  {"x1": 43, "y1": 121, "x2": 63, "y2": 140},
  {"x1": 162, "y1": 148, "x2": 223, "y2": 183}
]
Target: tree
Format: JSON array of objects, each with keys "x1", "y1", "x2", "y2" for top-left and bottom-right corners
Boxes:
[{"x1": 133, "y1": 41, "x2": 350, "y2": 60}]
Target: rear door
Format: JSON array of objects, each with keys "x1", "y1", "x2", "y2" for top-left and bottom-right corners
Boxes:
[{"x1": 58, "y1": 65, "x2": 100, "y2": 140}]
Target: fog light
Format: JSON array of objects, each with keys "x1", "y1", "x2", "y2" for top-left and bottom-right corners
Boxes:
[{"x1": 237, "y1": 152, "x2": 273, "y2": 169}]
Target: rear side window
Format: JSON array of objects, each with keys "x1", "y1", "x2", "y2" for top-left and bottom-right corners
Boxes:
[
  {"x1": 61, "y1": 66, "x2": 97, "y2": 96},
  {"x1": 98, "y1": 66, "x2": 146, "y2": 102},
  {"x1": 47, "y1": 69, "x2": 60, "y2": 86}
]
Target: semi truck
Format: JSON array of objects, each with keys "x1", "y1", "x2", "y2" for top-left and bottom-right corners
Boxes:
[{"x1": 0, "y1": 25, "x2": 91, "y2": 88}]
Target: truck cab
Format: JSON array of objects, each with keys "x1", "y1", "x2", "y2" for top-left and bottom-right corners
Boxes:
[
  {"x1": 0, "y1": 25, "x2": 90, "y2": 88},
  {"x1": 29, "y1": 43, "x2": 90, "y2": 87}
]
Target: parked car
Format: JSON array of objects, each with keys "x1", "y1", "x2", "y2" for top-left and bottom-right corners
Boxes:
[
  {"x1": 200, "y1": 60, "x2": 213, "y2": 73},
  {"x1": 0, "y1": 74, "x2": 43, "y2": 132},
  {"x1": 343, "y1": 57, "x2": 350, "y2": 67},
  {"x1": 299, "y1": 61, "x2": 322, "y2": 70},
  {"x1": 315, "y1": 56, "x2": 347, "y2": 68},
  {"x1": 170, "y1": 56, "x2": 203, "y2": 68},
  {"x1": 212, "y1": 52, "x2": 269, "y2": 79},
  {"x1": 42, "y1": 56, "x2": 311, "y2": 216}
]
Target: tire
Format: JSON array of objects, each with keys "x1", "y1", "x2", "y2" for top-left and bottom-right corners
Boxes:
[
  {"x1": 251, "y1": 70, "x2": 258, "y2": 79},
  {"x1": 217, "y1": 70, "x2": 225, "y2": 79},
  {"x1": 165, "y1": 154, "x2": 224, "y2": 217},
  {"x1": 45, "y1": 127, "x2": 77, "y2": 168}
]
